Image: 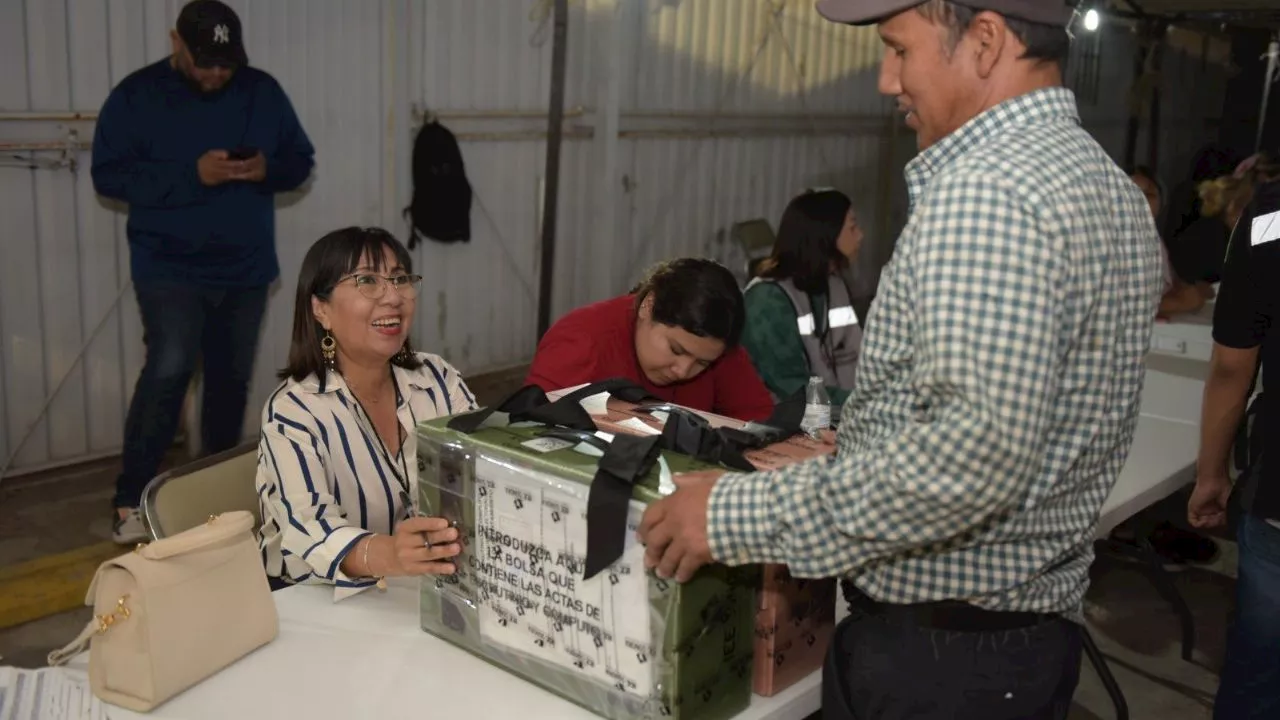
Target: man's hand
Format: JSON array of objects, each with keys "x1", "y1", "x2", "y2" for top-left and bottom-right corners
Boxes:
[
  {"x1": 197, "y1": 149, "x2": 241, "y2": 186},
  {"x1": 1188, "y1": 473, "x2": 1233, "y2": 529},
  {"x1": 231, "y1": 152, "x2": 267, "y2": 182},
  {"x1": 637, "y1": 469, "x2": 724, "y2": 583}
]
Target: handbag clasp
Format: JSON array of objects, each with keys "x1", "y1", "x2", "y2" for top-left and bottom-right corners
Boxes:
[{"x1": 96, "y1": 595, "x2": 131, "y2": 634}]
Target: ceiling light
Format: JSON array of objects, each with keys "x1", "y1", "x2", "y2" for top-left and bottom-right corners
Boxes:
[{"x1": 1083, "y1": 9, "x2": 1101, "y2": 32}]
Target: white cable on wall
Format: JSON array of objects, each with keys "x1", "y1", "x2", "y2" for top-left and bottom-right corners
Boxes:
[{"x1": 0, "y1": 279, "x2": 133, "y2": 484}]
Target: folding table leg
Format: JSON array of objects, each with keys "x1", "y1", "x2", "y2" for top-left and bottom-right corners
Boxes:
[
  {"x1": 1096, "y1": 538, "x2": 1197, "y2": 662},
  {"x1": 1082, "y1": 628, "x2": 1129, "y2": 720},
  {"x1": 1134, "y1": 539, "x2": 1197, "y2": 662}
]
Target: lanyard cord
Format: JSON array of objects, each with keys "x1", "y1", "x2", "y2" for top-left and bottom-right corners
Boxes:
[{"x1": 347, "y1": 372, "x2": 411, "y2": 497}]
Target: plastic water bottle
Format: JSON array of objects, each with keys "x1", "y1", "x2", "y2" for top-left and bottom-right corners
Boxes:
[{"x1": 800, "y1": 376, "x2": 831, "y2": 439}]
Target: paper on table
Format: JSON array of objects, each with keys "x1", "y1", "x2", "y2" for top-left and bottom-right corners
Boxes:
[
  {"x1": 0, "y1": 666, "x2": 109, "y2": 720},
  {"x1": 615, "y1": 417, "x2": 660, "y2": 436},
  {"x1": 577, "y1": 392, "x2": 610, "y2": 416}
]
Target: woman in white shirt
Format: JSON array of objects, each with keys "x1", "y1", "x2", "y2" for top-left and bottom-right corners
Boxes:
[{"x1": 256, "y1": 226, "x2": 474, "y2": 593}]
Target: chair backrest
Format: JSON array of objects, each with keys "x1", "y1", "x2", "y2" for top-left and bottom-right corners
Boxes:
[
  {"x1": 732, "y1": 218, "x2": 778, "y2": 281},
  {"x1": 732, "y1": 218, "x2": 777, "y2": 259},
  {"x1": 141, "y1": 442, "x2": 261, "y2": 540}
]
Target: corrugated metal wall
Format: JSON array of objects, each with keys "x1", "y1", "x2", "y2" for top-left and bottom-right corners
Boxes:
[{"x1": 0, "y1": 0, "x2": 1229, "y2": 474}]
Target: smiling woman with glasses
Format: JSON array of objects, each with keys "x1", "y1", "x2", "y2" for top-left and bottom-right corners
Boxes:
[
  {"x1": 255, "y1": 226, "x2": 475, "y2": 597},
  {"x1": 331, "y1": 271, "x2": 424, "y2": 300}
]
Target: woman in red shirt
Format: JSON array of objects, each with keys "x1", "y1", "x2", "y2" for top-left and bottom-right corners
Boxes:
[{"x1": 526, "y1": 258, "x2": 774, "y2": 421}]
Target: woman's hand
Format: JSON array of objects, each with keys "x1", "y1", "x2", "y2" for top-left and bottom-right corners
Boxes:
[{"x1": 389, "y1": 516, "x2": 462, "y2": 576}]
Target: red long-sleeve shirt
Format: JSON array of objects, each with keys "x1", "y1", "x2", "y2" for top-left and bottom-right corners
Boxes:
[{"x1": 526, "y1": 295, "x2": 775, "y2": 422}]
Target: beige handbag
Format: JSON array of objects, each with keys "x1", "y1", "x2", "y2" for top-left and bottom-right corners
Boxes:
[{"x1": 48, "y1": 510, "x2": 278, "y2": 712}]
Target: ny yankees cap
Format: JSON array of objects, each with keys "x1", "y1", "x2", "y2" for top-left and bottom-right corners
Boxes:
[
  {"x1": 815, "y1": 0, "x2": 1074, "y2": 27},
  {"x1": 177, "y1": 0, "x2": 248, "y2": 68}
]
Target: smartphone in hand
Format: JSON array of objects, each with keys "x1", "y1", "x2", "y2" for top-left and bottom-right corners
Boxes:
[{"x1": 227, "y1": 146, "x2": 258, "y2": 161}]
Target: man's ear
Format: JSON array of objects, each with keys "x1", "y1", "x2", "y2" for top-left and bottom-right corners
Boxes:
[
  {"x1": 968, "y1": 11, "x2": 1009, "y2": 79},
  {"x1": 169, "y1": 30, "x2": 182, "y2": 57},
  {"x1": 312, "y1": 296, "x2": 332, "y2": 331}
]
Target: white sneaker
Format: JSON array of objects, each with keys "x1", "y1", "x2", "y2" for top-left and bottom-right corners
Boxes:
[{"x1": 112, "y1": 507, "x2": 149, "y2": 544}]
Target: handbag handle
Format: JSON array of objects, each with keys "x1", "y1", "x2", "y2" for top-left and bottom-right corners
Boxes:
[
  {"x1": 138, "y1": 511, "x2": 254, "y2": 560},
  {"x1": 48, "y1": 594, "x2": 133, "y2": 667}
]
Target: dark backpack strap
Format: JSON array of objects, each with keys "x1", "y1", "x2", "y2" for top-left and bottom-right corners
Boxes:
[
  {"x1": 555, "y1": 377, "x2": 656, "y2": 406},
  {"x1": 765, "y1": 388, "x2": 807, "y2": 435},
  {"x1": 446, "y1": 385, "x2": 551, "y2": 434},
  {"x1": 514, "y1": 399, "x2": 596, "y2": 432},
  {"x1": 1234, "y1": 355, "x2": 1265, "y2": 473},
  {"x1": 447, "y1": 378, "x2": 657, "y2": 435},
  {"x1": 719, "y1": 389, "x2": 807, "y2": 449},
  {"x1": 582, "y1": 433, "x2": 663, "y2": 579},
  {"x1": 659, "y1": 408, "x2": 756, "y2": 472},
  {"x1": 1240, "y1": 392, "x2": 1266, "y2": 470},
  {"x1": 537, "y1": 428, "x2": 612, "y2": 453}
]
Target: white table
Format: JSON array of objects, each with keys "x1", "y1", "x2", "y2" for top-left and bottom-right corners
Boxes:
[
  {"x1": 1139, "y1": 354, "x2": 1210, "y2": 426},
  {"x1": 1096, "y1": 414, "x2": 1201, "y2": 538},
  {"x1": 1091, "y1": 349, "x2": 1211, "y2": 672},
  {"x1": 1097, "y1": 336, "x2": 1212, "y2": 538},
  {"x1": 1149, "y1": 303, "x2": 1214, "y2": 362},
  {"x1": 85, "y1": 335, "x2": 1212, "y2": 720},
  {"x1": 80, "y1": 580, "x2": 823, "y2": 720}
]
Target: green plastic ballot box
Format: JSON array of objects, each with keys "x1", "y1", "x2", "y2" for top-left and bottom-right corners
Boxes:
[{"x1": 415, "y1": 415, "x2": 757, "y2": 720}]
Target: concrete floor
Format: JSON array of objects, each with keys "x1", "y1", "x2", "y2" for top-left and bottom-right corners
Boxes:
[{"x1": 0, "y1": 364, "x2": 1237, "y2": 717}]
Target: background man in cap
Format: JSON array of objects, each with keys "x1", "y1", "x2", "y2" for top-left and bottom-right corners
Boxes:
[
  {"x1": 92, "y1": 0, "x2": 315, "y2": 543},
  {"x1": 637, "y1": 1, "x2": 1164, "y2": 717}
]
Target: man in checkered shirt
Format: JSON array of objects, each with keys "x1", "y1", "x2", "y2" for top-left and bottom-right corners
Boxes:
[{"x1": 638, "y1": 0, "x2": 1164, "y2": 716}]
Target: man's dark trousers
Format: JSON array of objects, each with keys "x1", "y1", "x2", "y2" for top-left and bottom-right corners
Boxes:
[
  {"x1": 112, "y1": 281, "x2": 268, "y2": 509},
  {"x1": 823, "y1": 586, "x2": 1082, "y2": 719}
]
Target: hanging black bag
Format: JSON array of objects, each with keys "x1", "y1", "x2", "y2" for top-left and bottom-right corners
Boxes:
[{"x1": 404, "y1": 118, "x2": 472, "y2": 248}]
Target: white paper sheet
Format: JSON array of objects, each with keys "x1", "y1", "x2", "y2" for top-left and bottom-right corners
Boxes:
[
  {"x1": 472, "y1": 457, "x2": 654, "y2": 698},
  {"x1": 0, "y1": 666, "x2": 110, "y2": 720},
  {"x1": 615, "y1": 417, "x2": 661, "y2": 436},
  {"x1": 1253, "y1": 210, "x2": 1280, "y2": 247},
  {"x1": 578, "y1": 392, "x2": 611, "y2": 416}
]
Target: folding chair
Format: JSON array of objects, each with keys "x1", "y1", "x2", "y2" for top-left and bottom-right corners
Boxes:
[
  {"x1": 140, "y1": 442, "x2": 261, "y2": 540},
  {"x1": 731, "y1": 218, "x2": 777, "y2": 280}
]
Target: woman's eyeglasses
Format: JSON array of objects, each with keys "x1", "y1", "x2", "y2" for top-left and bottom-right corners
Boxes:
[{"x1": 331, "y1": 273, "x2": 423, "y2": 300}]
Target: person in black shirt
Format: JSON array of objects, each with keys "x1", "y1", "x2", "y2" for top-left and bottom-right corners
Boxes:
[
  {"x1": 1168, "y1": 154, "x2": 1278, "y2": 291},
  {"x1": 1188, "y1": 178, "x2": 1280, "y2": 720},
  {"x1": 1163, "y1": 145, "x2": 1238, "y2": 286},
  {"x1": 1164, "y1": 144, "x2": 1239, "y2": 240}
]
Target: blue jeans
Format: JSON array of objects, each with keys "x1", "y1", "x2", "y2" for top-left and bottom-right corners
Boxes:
[
  {"x1": 1215, "y1": 513, "x2": 1280, "y2": 719},
  {"x1": 113, "y1": 283, "x2": 268, "y2": 509}
]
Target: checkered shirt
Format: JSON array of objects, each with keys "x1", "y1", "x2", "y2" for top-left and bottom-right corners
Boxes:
[{"x1": 708, "y1": 88, "x2": 1164, "y2": 618}]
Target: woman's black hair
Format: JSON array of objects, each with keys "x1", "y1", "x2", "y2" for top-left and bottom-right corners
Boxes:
[
  {"x1": 630, "y1": 258, "x2": 745, "y2": 348},
  {"x1": 760, "y1": 189, "x2": 853, "y2": 295},
  {"x1": 279, "y1": 226, "x2": 422, "y2": 382}
]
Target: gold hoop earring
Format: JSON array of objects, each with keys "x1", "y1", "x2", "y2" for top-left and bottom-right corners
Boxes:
[{"x1": 321, "y1": 332, "x2": 336, "y2": 367}]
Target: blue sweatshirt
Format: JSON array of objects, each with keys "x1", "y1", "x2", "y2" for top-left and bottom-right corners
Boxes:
[{"x1": 92, "y1": 59, "x2": 315, "y2": 287}]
